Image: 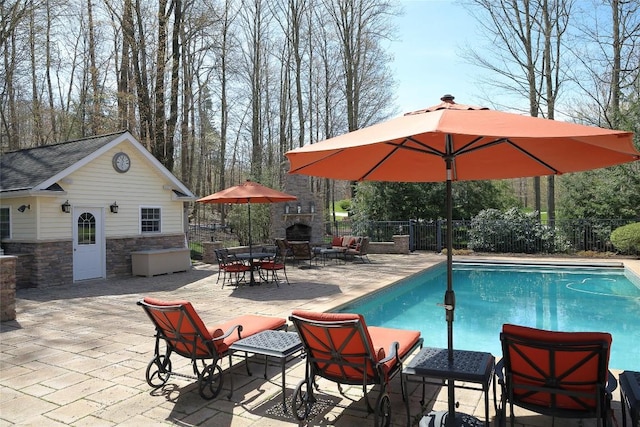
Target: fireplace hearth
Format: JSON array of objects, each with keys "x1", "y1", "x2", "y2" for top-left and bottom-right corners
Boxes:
[{"x1": 286, "y1": 223, "x2": 312, "y2": 242}]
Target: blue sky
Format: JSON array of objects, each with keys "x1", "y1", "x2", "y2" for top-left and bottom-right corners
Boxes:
[
  {"x1": 389, "y1": 0, "x2": 512, "y2": 114},
  {"x1": 390, "y1": 0, "x2": 486, "y2": 114}
]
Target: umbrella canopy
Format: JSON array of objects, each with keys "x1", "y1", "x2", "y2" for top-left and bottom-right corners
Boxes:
[
  {"x1": 197, "y1": 180, "x2": 296, "y2": 259},
  {"x1": 197, "y1": 180, "x2": 298, "y2": 204},
  {"x1": 287, "y1": 96, "x2": 638, "y2": 182},
  {"x1": 286, "y1": 95, "x2": 639, "y2": 426}
]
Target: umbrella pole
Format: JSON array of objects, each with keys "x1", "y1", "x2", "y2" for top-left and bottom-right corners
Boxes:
[
  {"x1": 445, "y1": 146, "x2": 457, "y2": 427},
  {"x1": 248, "y1": 200, "x2": 252, "y2": 257},
  {"x1": 248, "y1": 201, "x2": 256, "y2": 286}
]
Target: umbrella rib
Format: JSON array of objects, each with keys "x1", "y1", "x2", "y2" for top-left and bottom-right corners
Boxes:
[
  {"x1": 362, "y1": 142, "x2": 409, "y2": 180},
  {"x1": 288, "y1": 149, "x2": 346, "y2": 174},
  {"x1": 458, "y1": 137, "x2": 560, "y2": 174},
  {"x1": 392, "y1": 137, "x2": 446, "y2": 156}
]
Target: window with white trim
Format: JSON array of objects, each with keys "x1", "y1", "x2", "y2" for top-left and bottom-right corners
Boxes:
[
  {"x1": 140, "y1": 207, "x2": 161, "y2": 233},
  {"x1": 0, "y1": 207, "x2": 10, "y2": 239}
]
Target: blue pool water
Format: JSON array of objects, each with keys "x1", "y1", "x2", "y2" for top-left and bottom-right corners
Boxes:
[{"x1": 335, "y1": 261, "x2": 640, "y2": 370}]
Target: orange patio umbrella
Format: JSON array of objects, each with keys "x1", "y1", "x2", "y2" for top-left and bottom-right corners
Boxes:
[
  {"x1": 286, "y1": 95, "x2": 639, "y2": 426},
  {"x1": 197, "y1": 180, "x2": 297, "y2": 258}
]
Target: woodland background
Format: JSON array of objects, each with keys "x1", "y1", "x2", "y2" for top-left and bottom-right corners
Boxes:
[{"x1": 1, "y1": 0, "x2": 639, "y2": 224}]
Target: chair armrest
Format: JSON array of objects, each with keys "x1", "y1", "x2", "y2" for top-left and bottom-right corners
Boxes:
[
  {"x1": 378, "y1": 341, "x2": 400, "y2": 365},
  {"x1": 495, "y1": 358, "x2": 505, "y2": 384},
  {"x1": 606, "y1": 369, "x2": 618, "y2": 394},
  {"x1": 213, "y1": 324, "x2": 242, "y2": 342}
]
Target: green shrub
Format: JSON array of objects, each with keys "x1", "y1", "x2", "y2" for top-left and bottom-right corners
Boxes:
[
  {"x1": 610, "y1": 222, "x2": 640, "y2": 255},
  {"x1": 338, "y1": 199, "x2": 352, "y2": 211},
  {"x1": 468, "y1": 208, "x2": 556, "y2": 254}
]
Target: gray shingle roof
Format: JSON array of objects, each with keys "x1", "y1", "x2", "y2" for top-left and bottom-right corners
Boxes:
[{"x1": 0, "y1": 131, "x2": 126, "y2": 192}]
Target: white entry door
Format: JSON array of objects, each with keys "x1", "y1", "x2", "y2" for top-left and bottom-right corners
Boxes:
[{"x1": 73, "y1": 207, "x2": 105, "y2": 281}]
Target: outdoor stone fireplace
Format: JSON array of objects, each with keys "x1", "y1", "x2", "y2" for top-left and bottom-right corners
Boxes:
[
  {"x1": 286, "y1": 223, "x2": 312, "y2": 242},
  {"x1": 270, "y1": 165, "x2": 324, "y2": 245}
]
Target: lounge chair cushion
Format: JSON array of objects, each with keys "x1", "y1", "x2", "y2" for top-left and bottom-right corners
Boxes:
[
  {"x1": 215, "y1": 314, "x2": 286, "y2": 352},
  {"x1": 291, "y1": 310, "x2": 420, "y2": 379},
  {"x1": 502, "y1": 324, "x2": 612, "y2": 410},
  {"x1": 368, "y1": 325, "x2": 422, "y2": 374},
  {"x1": 142, "y1": 298, "x2": 286, "y2": 353},
  {"x1": 142, "y1": 297, "x2": 214, "y2": 356}
]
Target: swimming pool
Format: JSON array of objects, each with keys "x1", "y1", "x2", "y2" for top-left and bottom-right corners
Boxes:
[{"x1": 335, "y1": 261, "x2": 640, "y2": 370}]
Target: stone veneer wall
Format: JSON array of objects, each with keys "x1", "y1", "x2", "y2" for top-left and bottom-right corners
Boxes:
[
  {"x1": 0, "y1": 256, "x2": 16, "y2": 321},
  {"x1": 2, "y1": 233, "x2": 187, "y2": 287},
  {"x1": 3, "y1": 241, "x2": 72, "y2": 288},
  {"x1": 270, "y1": 172, "x2": 324, "y2": 245},
  {"x1": 107, "y1": 233, "x2": 188, "y2": 277}
]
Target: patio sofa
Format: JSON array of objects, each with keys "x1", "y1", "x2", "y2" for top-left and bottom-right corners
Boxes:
[{"x1": 331, "y1": 235, "x2": 362, "y2": 251}]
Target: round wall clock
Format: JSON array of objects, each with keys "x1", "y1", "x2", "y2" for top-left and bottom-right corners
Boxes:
[{"x1": 112, "y1": 152, "x2": 131, "y2": 173}]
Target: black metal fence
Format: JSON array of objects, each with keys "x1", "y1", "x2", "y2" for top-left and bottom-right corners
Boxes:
[
  {"x1": 316, "y1": 218, "x2": 634, "y2": 253},
  {"x1": 187, "y1": 218, "x2": 635, "y2": 257}
]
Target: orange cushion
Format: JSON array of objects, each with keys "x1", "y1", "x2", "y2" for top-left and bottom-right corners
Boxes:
[
  {"x1": 291, "y1": 311, "x2": 378, "y2": 380},
  {"x1": 502, "y1": 324, "x2": 612, "y2": 411},
  {"x1": 142, "y1": 298, "x2": 286, "y2": 355},
  {"x1": 215, "y1": 314, "x2": 287, "y2": 351},
  {"x1": 291, "y1": 310, "x2": 420, "y2": 381},
  {"x1": 331, "y1": 236, "x2": 343, "y2": 246},
  {"x1": 368, "y1": 326, "x2": 422, "y2": 374},
  {"x1": 142, "y1": 297, "x2": 213, "y2": 356}
]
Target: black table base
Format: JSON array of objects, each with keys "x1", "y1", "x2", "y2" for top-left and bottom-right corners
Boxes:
[{"x1": 403, "y1": 347, "x2": 495, "y2": 427}]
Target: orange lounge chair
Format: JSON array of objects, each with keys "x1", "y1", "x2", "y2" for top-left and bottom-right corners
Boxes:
[
  {"x1": 496, "y1": 323, "x2": 617, "y2": 427},
  {"x1": 138, "y1": 297, "x2": 286, "y2": 399},
  {"x1": 289, "y1": 310, "x2": 422, "y2": 426}
]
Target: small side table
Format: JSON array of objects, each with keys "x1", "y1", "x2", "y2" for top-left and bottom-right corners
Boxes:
[
  {"x1": 314, "y1": 248, "x2": 345, "y2": 265},
  {"x1": 229, "y1": 330, "x2": 303, "y2": 411},
  {"x1": 621, "y1": 370, "x2": 640, "y2": 427},
  {"x1": 402, "y1": 347, "x2": 495, "y2": 426}
]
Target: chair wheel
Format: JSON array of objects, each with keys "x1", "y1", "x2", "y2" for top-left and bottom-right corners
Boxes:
[
  {"x1": 375, "y1": 393, "x2": 391, "y2": 427},
  {"x1": 199, "y1": 364, "x2": 223, "y2": 399},
  {"x1": 292, "y1": 379, "x2": 315, "y2": 421},
  {"x1": 145, "y1": 355, "x2": 171, "y2": 388}
]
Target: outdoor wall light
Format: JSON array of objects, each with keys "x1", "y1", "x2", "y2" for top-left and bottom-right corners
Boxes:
[
  {"x1": 17, "y1": 204, "x2": 30, "y2": 212},
  {"x1": 110, "y1": 202, "x2": 119, "y2": 214},
  {"x1": 309, "y1": 202, "x2": 315, "y2": 213},
  {"x1": 284, "y1": 204, "x2": 290, "y2": 214},
  {"x1": 61, "y1": 200, "x2": 71, "y2": 213}
]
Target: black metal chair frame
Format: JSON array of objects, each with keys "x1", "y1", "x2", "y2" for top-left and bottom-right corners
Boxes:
[
  {"x1": 137, "y1": 299, "x2": 249, "y2": 400},
  {"x1": 274, "y1": 238, "x2": 294, "y2": 263},
  {"x1": 288, "y1": 241, "x2": 316, "y2": 268},
  {"x1": 214, "y1": 248, "x2": 250, "y2": 288},
  {"x1": 289, "y1": 312, "x2": 422, "y2": 426},
  {"x1": 496, "y1": 328, "x2": 617, "y2": 427},
  {"x1": 259, "y1": 251, "x2": 289, "y2": 286}
]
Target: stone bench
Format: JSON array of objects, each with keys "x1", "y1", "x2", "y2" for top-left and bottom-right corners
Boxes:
[{"x1": 131, "y1": 248, "x2": 191, "y2": 277}]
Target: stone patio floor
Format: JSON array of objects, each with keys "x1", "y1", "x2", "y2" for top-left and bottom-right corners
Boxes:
[{"x1": 1, "y1": 253, "x2": 638, "y2": 426}]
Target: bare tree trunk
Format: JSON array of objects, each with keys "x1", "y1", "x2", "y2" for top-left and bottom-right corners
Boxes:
[
  {"x1": 45, "y1": 0, "x2": 56, "y2": 142},
  {"x1": 610, "y1": 0, "x2": 621, "y2": 129},
  {"x1": 87, "y1": 0, "x2": 101, "y2": 135},
  {"x1": 154, "y1": 0, "x2": 170, "y2": 165},
  {"x1": 218, "y1": 0, "x2": 235, "y2": 224},
  {"x1": 166, "y1": 0, "x2": 182, "y2": 172},
  {"x1": 117, "y1": 0, "x2": 133, "y2": 130},
  {"x1": 29, "y1": 5, "x2": 44, "y2": 145},
  {"x1": 133, "y1": 0, "x2": 153, "y2": 144},
  {"x1": 3, "y1": 31, "x2": 20, "y2": 150}
]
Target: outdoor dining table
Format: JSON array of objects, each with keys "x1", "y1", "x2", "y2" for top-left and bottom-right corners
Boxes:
[{"x1": 234, "y1": 252, "x2": 275, "y2": 286}]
